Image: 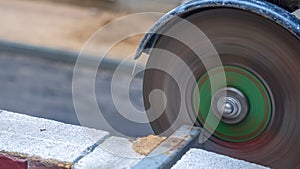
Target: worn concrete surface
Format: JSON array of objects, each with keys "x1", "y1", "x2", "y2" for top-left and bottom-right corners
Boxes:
[
  {"x1": 0, "y1": 110, "x2": 108, "y2": 146},
  {"x1": 74, "y1": 136, "x2": 144, "y2": 169},
  {"x1": 0, "y1": 110, "x2": 109, "y2": 163},
  {"x1": 0, "y1": 111, "x2": 269, "y2": 169},
  {"x1": 171, "y1": 148, "x2": 270, "y2": 169}
]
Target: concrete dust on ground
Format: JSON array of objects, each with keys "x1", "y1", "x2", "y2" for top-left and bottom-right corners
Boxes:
[{"x1": 0, "y1": 0, "x2": 159, "y2": 62}]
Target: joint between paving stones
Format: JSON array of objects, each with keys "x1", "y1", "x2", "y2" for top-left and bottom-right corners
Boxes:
[{"x1": 72, "y1": 134, "x2": 111, "y2": 166}]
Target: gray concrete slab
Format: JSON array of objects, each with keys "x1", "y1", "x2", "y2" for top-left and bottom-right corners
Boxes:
[
  {"x1": 0, "y1": 131, "x2": 87, "y2": 162},
  {"x1": 0, "y1": 111, "x2": 270, "y2": 168},
  {"x1": 0, "y1": 111, "x2": 109, "y2": 162},
  {"x1": 99, "y1": 136, "x2": 143, "y2": 158},
  {"x1": 171, "y1": 148, "x2": 270, "y2": 169},
  {"x1": 74, "y1": 136, "x2": 144, "y2": 169},
  {"x1": 0, "y1": 110, "x2": 109, "y2": 145}
]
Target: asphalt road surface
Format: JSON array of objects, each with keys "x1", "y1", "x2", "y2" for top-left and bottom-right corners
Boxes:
[{"x1": 0, "y1": 51, "x2": 153, "y2": 137}]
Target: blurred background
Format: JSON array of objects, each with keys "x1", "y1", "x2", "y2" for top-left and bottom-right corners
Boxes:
[
  {"x1": 0, "y1": 0, "x2": 180, "y2": 59},
  {"x1": 0, "y1": 0, "x2": 180, "y2": 137}
]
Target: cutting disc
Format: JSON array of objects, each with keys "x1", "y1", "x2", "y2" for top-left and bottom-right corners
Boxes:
[{"x1": 143, "y1": 8, "x2": 300, "y2": 168}]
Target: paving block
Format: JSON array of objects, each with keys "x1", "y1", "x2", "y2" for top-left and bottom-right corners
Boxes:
[
  {"x1": 171, "y1": 148, "x2": 270, "y2": 169},
  {"x1": 74, "y1": 136, "x2": 145, "y2": 169},
  {"x1": 0, "y1": 110, "x2": 110, "y2": 168},
  {"x1": 0, "y1": 111, "x2": 272, "y2": 169},
  {"x1": 0, "y1": 110, "x2": 108, "y2": 145}
]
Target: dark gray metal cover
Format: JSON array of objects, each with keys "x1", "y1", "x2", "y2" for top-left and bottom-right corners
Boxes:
[{"x1": 134, "y1": 0, "x2": 300, "y2": 59}]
